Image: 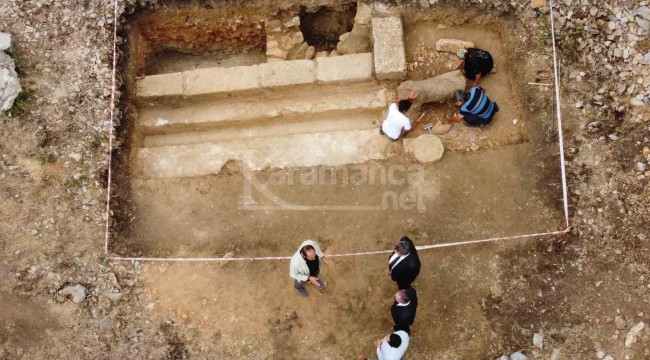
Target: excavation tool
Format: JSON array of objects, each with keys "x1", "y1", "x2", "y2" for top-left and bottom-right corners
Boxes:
[
  {"x1": 413, "y1": 111, "x2": 428, "y2": 129},
  {"x1": 423, "y1": 123, "x2": 434, "y2": 134}
]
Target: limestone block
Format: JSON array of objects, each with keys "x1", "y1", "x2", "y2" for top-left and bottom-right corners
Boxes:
[
  {"x1": 315, "y1": 53, "x2": 373, "y2": 83},
  {"x1": 371, "y1": 17, "x2": 407, "y2": 80},
  {"x1": 435, "y1": 39, "x2": 475, "y2": 53},
  {"x1": 404, "y1": 134, "x2": 444, "y2": 163},
  {"x1": 136, "y1": 72, "x2": 184, "y2": 99},
  {"x1": 315, "y1": 51, "x2": 329, "y2": 58},
  {"x1": 183, "y1": 65, "x2": 260, "y2": 97},
  {"x1": 258, "y1": 60, "x2": 314, "y2": 88}
]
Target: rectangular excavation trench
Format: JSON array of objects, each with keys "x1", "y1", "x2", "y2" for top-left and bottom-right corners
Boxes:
[{"x1": 111, "y1": 5, "x2": 563, "y2": 259}]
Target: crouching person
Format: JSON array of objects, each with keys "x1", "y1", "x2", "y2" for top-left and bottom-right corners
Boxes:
[
  {"x1": 449, "y1": 86, "x2": 499, "y2": 127},
  {"x1": 289, "y1": 240, "x2": 332, "y2": 297}
]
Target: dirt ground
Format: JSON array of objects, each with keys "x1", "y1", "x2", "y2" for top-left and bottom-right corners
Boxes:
[{"x1": 0, "y1": 0, "x2": 649, "y2": 359}]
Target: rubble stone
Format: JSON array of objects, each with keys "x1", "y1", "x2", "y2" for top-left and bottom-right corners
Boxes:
[{"x1": 0, "y1": 52, "x2": 22, "y2": 111}]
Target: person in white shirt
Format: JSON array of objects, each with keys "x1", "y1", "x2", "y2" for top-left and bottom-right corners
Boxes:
[
  {"x1": 380, "y1": 91, "x2": 418, "y2": 141},
  {"x1": 361, "y1": 330, "x2": 410, "y2": 360}
]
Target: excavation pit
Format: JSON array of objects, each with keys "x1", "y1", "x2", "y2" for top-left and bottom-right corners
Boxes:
[
  {"x1": 114, "y1": 5, "x2": 560, "y2": 258},
  {"x1": 111, "y1": 4, "x2": 566, "y2": 358}
]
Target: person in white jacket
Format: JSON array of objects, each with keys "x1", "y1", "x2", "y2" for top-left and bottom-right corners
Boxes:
[
  {"x1": 361, "y1": 330, "x2": 410, "y2": 360},
  {"x1": 289, "y1": 240, "x2": 332, "y2": 297}
]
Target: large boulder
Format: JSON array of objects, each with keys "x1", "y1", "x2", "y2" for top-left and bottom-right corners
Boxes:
[
  {"x1": 0, "y1": 51, "x2": 22, "y2": 111},
  {"x1": 404, "y1": 134, "x2": 445, "y2": 163}
]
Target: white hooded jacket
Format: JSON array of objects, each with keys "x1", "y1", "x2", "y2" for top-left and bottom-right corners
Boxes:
[{"x1": 289, "y1": 240, "x2": 324, "y2": 282}]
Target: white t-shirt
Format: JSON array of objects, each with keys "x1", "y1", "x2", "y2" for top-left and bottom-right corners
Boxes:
[
  {"x1": 376, "y1": 331, "x2": 410, "y2": 360},
  {"x1": 381, "y1": 103, "x2": 412, "y2": 140}
]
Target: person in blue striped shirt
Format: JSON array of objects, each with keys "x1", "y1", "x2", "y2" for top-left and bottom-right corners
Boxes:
[{"x1": 447, "y1": 86, "x2": 499, "y2": 126}]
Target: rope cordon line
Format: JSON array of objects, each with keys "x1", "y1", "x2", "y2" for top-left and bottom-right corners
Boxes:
[
  {"x1": 102, "y1": 1, "x2": 571, "y2": 262},
  {"x1": 549, "y1": 0, "x2": 571, "y2": 227},
  {"x1": 104, "y1": 0, "x2": 119, "y2": 256},
  {"x1": 106, "y1": 228, "x2": 570, "y2": 262}
]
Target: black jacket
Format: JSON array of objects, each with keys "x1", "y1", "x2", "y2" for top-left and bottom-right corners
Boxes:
[
  {"x1": 391, "y1": 287, "x2": 418, "y2": 333},
  {"x1": 389, "y1": 238, "x2": 421, "y2": 289}
]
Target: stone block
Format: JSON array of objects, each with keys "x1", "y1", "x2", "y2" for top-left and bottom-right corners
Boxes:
[
  {"x1": 315, "y1": 53, "x2": 373, "y2": 83},
  {"x1": 136, "y1": 72, "x2": 184, "y2": 99},
  {"x1": 371, "y1": 17, "x2": 407, "y2": 80},
  {"x1": 183, "y1": 65, "x2": 260, "y2": 97},
  {"x1": 258, "y1": 60, "x2": 314, "y2": 88},
  {"x1": 435, "y1": 39, "x2": 475, "y2": 53}
]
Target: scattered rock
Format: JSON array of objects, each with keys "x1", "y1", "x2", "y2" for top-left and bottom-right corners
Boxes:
[
  {"x1": 510, "y1": 351, "x2": 527, "y2": 360},
  {"x1": 58, "y1": 284, "x2": 87, "y2": 303},
  {"x1": 615, "y1": 314, "x2": 627, "y2": 329},
  {"x1": 0, "y1": 32, "x2": 11, "y2": 51},
  {"x1": 105, "y1": 292, "x2": 123, "y2": 303},
  {"x1": 68, "y1": 153, "x2": 82, "y2": 162},
  {"x1": 608, "y1": 133, "x2": 619, "y2": 141},
  {"x1": 550, "y1": 349, "x2": 560, "y2": 360},
  {"x1": 533, "y1": 333, "x2": 543, "y2": 349},
  {"x1": 430, "y1": 121, "x2": 452, "y2": 135},
  {"x1": 624, "y1": 321, "x2": 645, "y2": 347},
  {"x1": 98, "y1": 313, "x2": 115, "y2": 332},
  {"x1": 0, "y1": 51, "x2": 22, "y2": 111}
]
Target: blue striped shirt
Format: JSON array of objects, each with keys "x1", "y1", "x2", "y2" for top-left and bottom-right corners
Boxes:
[{"x1": 460, "y1": 87, "x2": 496, "y2": 120}]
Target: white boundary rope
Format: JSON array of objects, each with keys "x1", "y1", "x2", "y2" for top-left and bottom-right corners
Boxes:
[
  {"x1": 106, "y1": 228, "x2": 570, "y2": 262},
  {"x1": 102, "y1": 1, "x2": 572, "y2": 262},
  {"x1": 104, "y1": 0, "x2": 119, "y2": 256},
  {"x1": 549, "y1": 0, "x2": 570, "y2": 227}
]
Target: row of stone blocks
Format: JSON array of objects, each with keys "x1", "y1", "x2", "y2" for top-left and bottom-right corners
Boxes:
[{"x1": 137, "y1": 53, "x2": 374, "y2": 100}]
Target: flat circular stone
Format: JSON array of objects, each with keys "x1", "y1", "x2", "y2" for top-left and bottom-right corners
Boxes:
[{"x1": 410, "y1": 134, "x2": 444, "y2": 163}]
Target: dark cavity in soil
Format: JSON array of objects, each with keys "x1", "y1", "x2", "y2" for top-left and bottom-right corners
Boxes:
[{"x1": 299, "y1": 3, "x2": 356, "y2": 51}]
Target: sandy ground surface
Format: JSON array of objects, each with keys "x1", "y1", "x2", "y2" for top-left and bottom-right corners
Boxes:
[{"x1": 0, "y1": 1, "x2": 648, "y2": 359}]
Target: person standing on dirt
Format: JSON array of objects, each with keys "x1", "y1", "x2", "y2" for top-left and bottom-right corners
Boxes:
[
  {"x1": 380, "y1": 91, "x2": 419, "y2": 141},
  {"x1": 448, "y1": 87, "x2": 499, "y2": 127},
  {"x1": 455, "y1": 47, "x2": 494, "y2": 86},
  {"x1": 360, "y1": 330, "x2": 410, "y2": 360},
  {"x1": 289, "y1": 240, "x2": 332, "y2": 297},
  {"x1": 391, "y1": 287, "x2": 418, "y2": 334},
  {"x1": 389, "y1": 236, "x2": 421, "y2": 290}
]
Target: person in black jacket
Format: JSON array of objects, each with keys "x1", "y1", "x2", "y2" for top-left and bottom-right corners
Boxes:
[
  {"x1": 391, "y1": 287, "x2": 418, "y2": 334},
  {"x1": 388, "y1": 236, "x2": 421, "y2": 290}
]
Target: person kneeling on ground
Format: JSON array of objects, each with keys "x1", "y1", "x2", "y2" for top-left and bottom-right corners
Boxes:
[
  {"x1": 380, "y1": 91, "x2": 418, "y2": 141},
  {"x1": 455, "y1": 47, "x2": 494, "y2": 86},
  {"x1": 360, "y1": 330, "x2": 410, "y2": 360},
  {"x1": 448, "y1": 87, "x2": 499, "y2": 127},
  {"x1": 289, "y1": 240, "x2": 332, "y2": 297}
]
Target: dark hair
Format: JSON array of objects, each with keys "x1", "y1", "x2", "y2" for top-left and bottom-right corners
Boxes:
[
  {"x1": 301, "y1": 245, "x2": 315, "y2": 257},
  {"x1": 395, "y1": 237, "x2": 412, "y2": 255},
  {"x1": 397, "y1": 289, "x2": 410, "y2": 303},
  {"x1": 398, "y1": 100, "x2": 412, "y2": 113},
  {"x1": 388, "y1": 333, "x2": 402, "y2": 348}
]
